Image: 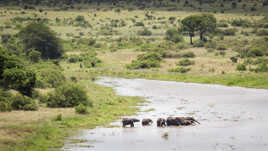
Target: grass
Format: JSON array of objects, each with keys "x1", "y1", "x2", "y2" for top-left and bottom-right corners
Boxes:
[
  {"x1": 86, "y1": 69, "x2": 268, "y2": 89},
  {"x1": 1, "y1": 4, "x2": 268, "y2": 151},
  {"x1": 0, "y1": 81, "x2": 145, "y2": 151}
]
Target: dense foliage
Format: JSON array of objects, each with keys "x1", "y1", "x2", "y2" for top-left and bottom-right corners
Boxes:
[
  {"x1": 47, "y1": 83, "x2": 92, "y2": 108},
  {"x1": 18, "y1": 23, "x2": 63, "y2": 59},
  {"x1": 126, "y1": 52, "x2": 162, "y2": 69}
]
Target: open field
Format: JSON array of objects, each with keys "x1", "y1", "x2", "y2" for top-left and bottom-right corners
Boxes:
[{"x1": 1, "y1": 1, "x2": 268, "y2": 150}]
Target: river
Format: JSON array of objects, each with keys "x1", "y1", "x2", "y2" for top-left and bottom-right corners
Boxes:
[{"x1": 63, "y1": 77, "x2": 268, "y2": 151}]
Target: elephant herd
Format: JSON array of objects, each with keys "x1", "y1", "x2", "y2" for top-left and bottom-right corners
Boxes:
[{"x1": 122, "y1": 117, "x2": 200, "y2": 127}]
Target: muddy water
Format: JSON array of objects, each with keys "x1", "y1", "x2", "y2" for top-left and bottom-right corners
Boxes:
[{"x1": 63, "y1": 77, "x2": 268, "y2": 151}]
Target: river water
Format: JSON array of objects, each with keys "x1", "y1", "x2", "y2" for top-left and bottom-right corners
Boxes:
[{"x1": 63, "y1": 77, "x2": 268, "y2": 151}]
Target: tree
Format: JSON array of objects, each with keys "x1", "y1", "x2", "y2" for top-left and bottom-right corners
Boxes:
[
  {"x1": 198, "y1": 14, "x2": 216, "y2": 41},
  {"x1": 29, "y1": 50, "x2": 41, "y2": 63},
  {"x1": 2, "y1": 68, "x2": 36, "y2": 96},
  {"x1": 181, "y1": 14, "x2": 216, "y2": 44},
  {"x1": 181, "y1": 15, "x2": 201, "y2": 44},
  {"x1": 47, "y1": 83, "x2": 91, "y2": 107},
  {"x1": 18, "y1": 22, "x2": 63, "y2": 59},
  {"x1": 165, "y1": 28, "x2": 184, "y2": 43}
]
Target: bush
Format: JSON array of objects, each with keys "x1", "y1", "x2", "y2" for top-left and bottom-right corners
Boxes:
[
  {"x1": 2, "y1": 68, "x2": 36, "y2": 96},
  {"x1": 204, "y1": 41, "x2": 217, "y2": 49},
  {"x1": 68, "y1": 53, "x2": 101, "y2": 68},
  {"x1": 35, "y1": 67, "x2": 65, "y2": 88},
  {"x1": 177, "y1": 59, "x2": 195, "y2": 66},
  {"x1": 135, "y1": 22, "x2": 144, "y2": 26},
  {"x1": 248, "y1": 47, "x2": 265, "y2": 57},
  {"x1": 217, "y1": 22, "x2": 229, "y2": 27},
  {"x1": 193, "y1": 40, "x2": 205, "y2": 47},
  {"x1": 231, "y1": 18, "x2": 252, "y2": 27},
  {"x1": 181, "y1": 51, "x2": 195, "y2": 58},
  {"x1": 216, "y1": 44, "x2": 227, "y2": 50},
  {"x1": 0, "y1": 89, "x2": 12, "y2": 112},
  {"x1": 230, "y1": 56, "x2": 238, "y2": 63},
  {"x1": 256, "y1": 29, "x2": 268, "y2": 36},
  {"x1": 165, "y1": 28, "x2": 184, "y2": 43},
  {"x1": 29, "y1": 50, "x2": 41, "y2": 63},
  {"x1": 236, "y1": 63, "x2": 247, "y2": 71},
  {"x1": 138, "y1": 28, "x2": 152, "y2": 36},
  {"x1": 11, "y1": 93, "x2": 38, "y2": 111},
  {"x1": 223, "y1": 28, "x2": 237, "y2": 36},
  {"x1": 254, "y1": 63, "x2": 268, "y2": 72},
  {"x1": 75, "y1": 104, "x2": 88, "y2": 114},
  {"x1": 54, "y1": 114, "x2": 62, "y2": 121},
  {"x1": 18, "y1": 23, "x2": 63, "y2": 59},
  {"x1": 47, "y1": 83, "x2": 92, "y2": 108},
  {"x1": 126, "y1": 52, "x2": 162, "y2": 69},
  {"x1": 168, "y1": 67, "x2": 191, "y2": 73},
  {"x1": 75, "y1": 15, "x2": 85, "y2": 22}
]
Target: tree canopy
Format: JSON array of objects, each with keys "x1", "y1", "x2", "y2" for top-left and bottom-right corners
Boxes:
[
  {"x1": 0, "y1": 53, "x2": 36, "y2": 96},
  {"x1": 18, "y1": 23, "x2": 63, "y2": 59},
  {"x1": 181, "y1": 14, "x2": 216, "y2": 44}
]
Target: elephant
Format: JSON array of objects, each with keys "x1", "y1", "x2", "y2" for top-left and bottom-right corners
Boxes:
[
  {"x1": 157, "y1": 118, "x2": 166, "y2": 127},
  {"x1": 181, "y1": 117, "x2": 200, "y2": 125},
  {"x1": 122, "y1": 118, "x2": 140, "y2": 127},
  {"x1": 142, "y1": 118, "x2": 153, "y2": 126},
  {"x1": 166, "y1": 117, "x2": 183, "y2": 126},
  {"x1": 166, "y1": 117, "x2": 200, "y2": 126}
]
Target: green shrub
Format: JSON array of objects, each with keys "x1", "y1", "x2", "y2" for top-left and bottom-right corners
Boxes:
[
  {"x1": 216, "y1": 44, "x2": 227, "y2": 50},
  {"x1": 168, "y1": 67, "x2": 191, "y2": 73},
  {"x1": 135, "y1": 22, "x2": 144, "y2": 26},
  {"x1": 217, "y1": 21, "x2": 229, "y2": 27},
  {"x1": 2, "y1": 68, "x2": 36, "y2": 97},
  {"x1": 230, "y1": 56, "x2": 238, "y2": 63},
  {"x1": 223, "y1": 28, "x2": 237, "y2": 36},
  {"x1": 47, "y1": 83, "x2": 92, "y2": 108},
  {"x1": 126, "y1": 52, "x2": 162, "y2": 69},
  {"x1": 0, "y1": 89, "x2": 12, "y2": 112},
  {"x1": 68, "y1": 53, "x2": 101, "y2": 68},
  {"x1": 254, "y1": 63, "x2": 268, "y2": 72},
  {"x1": 248, "y1": 47, "x2": 265, "y2": 57},
  {"x1": 181, "y1": 51, "x2": 195, "y2": 58},
  {"x1": 193, "y1": 40, "x2": 205, "y2": 47},
  {"x1": 35, "y1": 68, "x2": 65, "y2": 88},
  {"x1": 231, "y1": 18, "x2": 252, "y2": 27},
  {"x1": 204, "y1": 41, "x2": 217, "y2": 49},
  {"x1": 138, "y1": 28, "x2": 152, "y2": 36},
  {"x1": 54, "y1": 114, "x2": 62, "y2": 121},
  {"x1": 256, "y1": 29, "x2": 268, "y2": 36},
  {"x1": 236, "y1": 63, "x2": 247, "y2": 71},
  {"x1": 75, "y1": 104, "x2": 88, "y2": 114},
  {"x1": 11, "y1": 93, "x2": 38, "y2": 111},
  {"x1": 165, "y1": 28, "x2": 184, "y2": 43},
  {"x1": 75, "y1": 15, "x2": 85, "y2": 22},
  {"x1": 177, "y1": 59, "x2": 195, "y2": 66}
]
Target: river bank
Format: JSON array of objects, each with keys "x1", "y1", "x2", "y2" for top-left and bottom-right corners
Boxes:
[
  {"x1": 0, "y1": 81, "x2": 144, "y2": 151},
  {"x1": 64, "y1": 77, "x2": 268, "y2": 151}
]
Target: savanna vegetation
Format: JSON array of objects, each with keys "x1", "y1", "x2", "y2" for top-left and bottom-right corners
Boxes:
[{"x1": 1, "y1": 0, "x2": 268, "y2": 150}]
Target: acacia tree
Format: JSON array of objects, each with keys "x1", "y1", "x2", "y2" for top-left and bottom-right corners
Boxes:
[
  {"x1": 181, "y1": 14, "x2": 216, "y2": 44},
  {"x1": 198, "y1": 14, "x2": 216, "y2": 41},
  {"x1": 181, "y1": 15, "x2": 201, "y2": 44},
  {"x1": 18, "y1": 22, "x2": 63, "y2": 59}
]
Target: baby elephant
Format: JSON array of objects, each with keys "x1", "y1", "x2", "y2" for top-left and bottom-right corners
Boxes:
[
  {"x1": 157, "y1": 118, "x2": 166, "y2": 127},
  {"x1": 142, "y1": 118, "x2": 153, "y2": 126},
  {"x1": 122, "y1": 118, "x2": 140, "y2": 127}
]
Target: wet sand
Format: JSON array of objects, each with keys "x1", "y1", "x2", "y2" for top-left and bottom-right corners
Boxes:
[{"x1": 63, "y1": 77, "x2": 268, "y2": 151}]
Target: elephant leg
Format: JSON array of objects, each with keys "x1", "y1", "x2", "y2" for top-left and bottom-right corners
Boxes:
[{"x1": 131, "y1": 122, "x2": 134, "y2": 127}]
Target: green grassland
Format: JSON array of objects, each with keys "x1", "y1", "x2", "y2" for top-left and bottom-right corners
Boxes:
[{"x1": 1, "y1": 1, "x2": 268, "y2": 150}]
